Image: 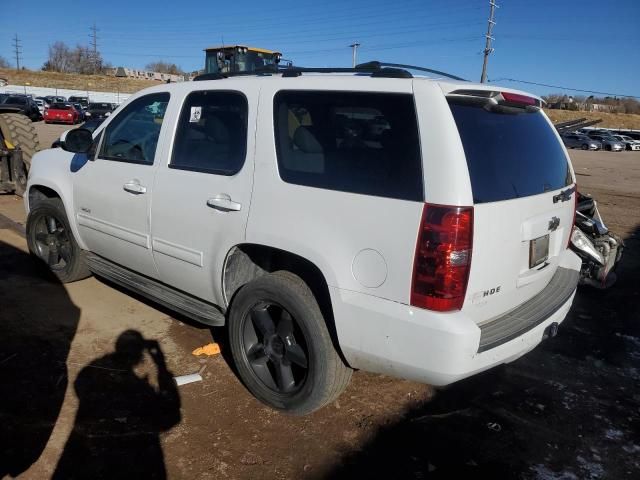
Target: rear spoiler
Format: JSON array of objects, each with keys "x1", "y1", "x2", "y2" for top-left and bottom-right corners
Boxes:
[{"x1": 447, "y1": 89, "x2": 542, "y2": 113}]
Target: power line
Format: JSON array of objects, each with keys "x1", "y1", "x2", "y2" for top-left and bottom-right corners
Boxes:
[
  {"x1": 480, "y1": 0, "x2": 498, "y2": 83},
  {"x1": 12, "y1": 33, "x2": 22, "y2": 70},
  {"x1": 489, "y1": 78, "x2": 640, "y2": 99}
]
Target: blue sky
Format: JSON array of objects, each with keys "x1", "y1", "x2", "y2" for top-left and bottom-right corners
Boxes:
[{"x1": 3, "y1": 0, "x2": 639, "y2": 97}]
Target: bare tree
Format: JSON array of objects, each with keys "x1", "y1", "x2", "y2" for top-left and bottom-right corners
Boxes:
[
  {"x1": 42, "y1": 41, "x2": 105, "y2": 74},
  {"x1": 0, "y1": 55, "x2": 10, "y2": 68},
  {"x1": 43, "y1": 42, "x2": 71, "y2": 72},
  {"x1": 145, "y1": 61, "x2": 183, "y2": 75}
]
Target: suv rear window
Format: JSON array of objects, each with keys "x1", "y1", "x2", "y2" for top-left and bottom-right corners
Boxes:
[
  {"x1": 449, "y1": 102, "x2": 572, "y2": 203},
  {"x1": 274, "y1": 91, "x2": 423, "y2": 201}
]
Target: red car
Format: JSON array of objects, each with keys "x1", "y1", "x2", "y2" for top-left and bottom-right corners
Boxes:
[{"x1": 44, "y1": 103, "x2": 80, "y2": 125}]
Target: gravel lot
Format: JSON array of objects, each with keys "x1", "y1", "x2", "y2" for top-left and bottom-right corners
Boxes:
[{"x1": 1, "y1": 129, "x2": 638, "y2": 479}]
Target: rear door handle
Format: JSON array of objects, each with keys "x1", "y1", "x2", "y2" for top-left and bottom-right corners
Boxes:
[
  {"x1": 206, "y1": 194, "x2": 242, "y2": 212},
  {"x1": 123, "y1": 181, "x2": 147, "y2": 195}
]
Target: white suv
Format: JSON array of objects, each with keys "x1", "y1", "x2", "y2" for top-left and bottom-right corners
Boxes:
[{"x1": 25, "y1": 65, "x2": 581, "y2": 414}]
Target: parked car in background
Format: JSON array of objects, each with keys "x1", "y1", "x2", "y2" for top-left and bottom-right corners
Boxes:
[
  {"x1": 0, "y1": 94, "x2": 43, "y2": 121},
  {"x1": 71, "y1": 103, "x2": 86, "y2": 122},
  {"x1": 561, "y1": 133, "x2": 601, "y2": 150},
  {"x1": 35, "y1": 99, "x2": 45, "y2": 115},
  {"x1": 610, "y1": 134, "x2": 640, "y2": 151},
  {"x1": 44, "y1": 103, "x2": 80, "y2": 124},
  {"x1": 68, "y1": 96, "x2": 89, "y2": 108},
  {"x1": 44, "y1": 96, "x2": 67, "y2": 105},
  {"x1": 85, "y1": 102, "x2": 114, "y2": 119},
  {"x1": 587, "y1": 133, "x2": 624, "y2": 152}
]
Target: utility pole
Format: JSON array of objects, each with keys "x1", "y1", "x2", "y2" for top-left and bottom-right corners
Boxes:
[
  {"x1": 89, "y1": 23, "x2": 99, "y2": 73},
  {"x1": 12, "y1": 34, "x2": 22, "y2": 70},
  {"x1": 480, "y1": 1, "x2": 498, "y2": 83},
  {"x1": 349, "y1": 42, "x2": 360, "y2": 68}
]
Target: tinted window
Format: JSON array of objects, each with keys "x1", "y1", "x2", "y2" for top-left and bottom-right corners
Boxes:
[
  {"x1": 5, "y1": 96, "x2": 27, "y2": 105},
  {"x1": 51, "y1": 103, "x2": 72, "y2": 110},
  {"x1": 89, "y1": 103, "x2": 112, "y2": 110},
  {"x1": 449, "y1": 103, "x2": 571, "y2": 203},
  {"x1": 100, "y1": 93, "x2": 170, "y2": 164},
  {"x1": 274, "y1": 91, "x2": 423, "y2": 201},
  {"x1": 171, "y1": 90, "x2": 248, "y2": 175}
]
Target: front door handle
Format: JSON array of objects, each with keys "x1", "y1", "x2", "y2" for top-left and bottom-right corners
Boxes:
[
  {"x1": 123, "y1": 181, "x2": 147, "y2": 195},
  {"x1": 207, "y1": 194, "x2": 242, "y2": 212}
]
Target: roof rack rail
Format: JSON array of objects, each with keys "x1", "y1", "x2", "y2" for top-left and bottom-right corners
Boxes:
[
  {"x1": 276, "y1": 64, "x2": 413, "y2": 78},
  {"x1": 356, "y1": 61, "x2": 467, "y2": 81},
  {"x1": 191, "y1": 61, "x2": 463, "y2": 81}
]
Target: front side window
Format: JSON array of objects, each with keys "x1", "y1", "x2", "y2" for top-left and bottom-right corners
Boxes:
[
  {"x1": 274, "y1": 90, "x2": 423, "y2": 201},
  {"x1": 100, "y1": 93, "x2": 170, "y2": 164},
  {"x1": 171, "y1": 90, "x2": 248, "y2": 175}
]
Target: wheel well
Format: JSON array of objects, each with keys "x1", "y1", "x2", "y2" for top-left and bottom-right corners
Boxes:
[
  {"x1": 224, "y1": 245, "x2": 331, "y2": 310},
  {"x1": 223, "y1": 244, "x2": 342, "y2": 358},
  {"x1": 29, "y1": 185, "x2": 60, "y2": 209}
]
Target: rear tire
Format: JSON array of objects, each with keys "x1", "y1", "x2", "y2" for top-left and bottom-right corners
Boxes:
[
  {"x1": 26, "y1": 198, "x2": 91, "y2": 283},
  {"x1": 228, "y1": 271, "x2": 352, "y2": 415}
]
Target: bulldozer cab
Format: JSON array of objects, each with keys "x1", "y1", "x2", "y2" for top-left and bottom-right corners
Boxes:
[{"x1": 204, "y1": 45, "x2": 281, "y2": 74}]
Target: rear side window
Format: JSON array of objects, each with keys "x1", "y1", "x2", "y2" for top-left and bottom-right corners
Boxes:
[
  {"x1": 274, "y1": 91, "x2": 423, "y2": 201},
  {"x1": 171, "y1": 90, "x2": 248, "y2": 175},
  {"x1": 449, "y1": 102, "x2": 572, "y2": 203}
]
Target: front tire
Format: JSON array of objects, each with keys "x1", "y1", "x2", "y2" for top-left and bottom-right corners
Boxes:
[
  {"x1": 581, "y1": 144, "x2": 589, "y2": 150},
  {"x1": 26, "y1": 198, "x2": 91, "y2": 283},
  {"x1": 228, "y1": 271, "x2": 352, "y2": 415}
]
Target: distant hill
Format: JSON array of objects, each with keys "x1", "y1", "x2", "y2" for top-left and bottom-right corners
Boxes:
[
  {"x1": 0, "y1": 68, "x2": 158, "y2": 94},
  {"x1": 544, "y1": 109, "x2": 640, "y2": 130}
]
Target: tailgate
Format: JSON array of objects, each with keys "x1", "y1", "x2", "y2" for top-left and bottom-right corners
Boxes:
[{"x1": 447, "y1": 94, "x2": 576, "y2": 325}]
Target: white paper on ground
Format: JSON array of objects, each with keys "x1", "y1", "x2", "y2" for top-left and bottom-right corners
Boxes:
[{"x1": 174, "y1": 373, "x2": 203, "y2": 386}]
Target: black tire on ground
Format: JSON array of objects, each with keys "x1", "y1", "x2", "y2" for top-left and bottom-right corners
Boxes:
[
  {"x1": 605, "y1": 145, "x2": 612, "y2": 151},
  {"x1": 228, "y1": 271, "x2": 352, "y2": 415},
  {"x1": 0, "y1": 113, "x2": 40, "y2": 169},
  {"x1": 581, "y1": 144, "x2": 589, "y2": 150},
  {"x1": 26, "y1": 198, "x2": 91, "y2": 283}
]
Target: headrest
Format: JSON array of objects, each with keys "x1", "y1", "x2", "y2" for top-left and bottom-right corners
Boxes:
[{"x1": 293, "y1": 126, "x2": 323, "y2": 154}]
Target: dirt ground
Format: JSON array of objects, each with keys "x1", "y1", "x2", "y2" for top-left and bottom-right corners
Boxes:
[
  {"x1": 0, "y1": 68, "x2": 158, "y2": 94},
  {"x1": 0, "y1": 134, "x2": 639, "y2": 479},
  {"x1": 544, "y1": 109, "x2": 640, "y2": 130}
]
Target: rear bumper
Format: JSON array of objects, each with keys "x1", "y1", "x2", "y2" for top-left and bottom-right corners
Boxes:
[{"x1": 331, "y1": 251, "x2": 581, "y2": 386}]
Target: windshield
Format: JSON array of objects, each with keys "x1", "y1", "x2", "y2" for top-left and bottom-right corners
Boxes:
[
  {"x1": 449, "y1": 102, "x2": 572, "y2": 203},
  {"x1": 89, "y1": 103, "x2": 111, "y2": 110},
  {"x1": 50, "y1": 103, "x2": 72, "y2": 110}
]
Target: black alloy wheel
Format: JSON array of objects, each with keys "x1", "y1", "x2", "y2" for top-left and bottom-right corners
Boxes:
[
  {"x1": 32, "y1": 213, "x2": 72, "y2": 271},
  {"x1": 242, "y1": 302, "x2": 309, "y2": 394}
]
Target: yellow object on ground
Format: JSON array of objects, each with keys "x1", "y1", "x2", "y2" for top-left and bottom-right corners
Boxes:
[{"x1": 192, "y1": 343, "x2": 221, "y2": 356}]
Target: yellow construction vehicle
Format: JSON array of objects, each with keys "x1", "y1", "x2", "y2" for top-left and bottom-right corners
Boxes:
[{"x1": 204, "y1": 45, "x2": 282, "y2": 75}]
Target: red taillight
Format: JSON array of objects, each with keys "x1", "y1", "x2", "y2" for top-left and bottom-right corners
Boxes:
[
  {"x1": 411, "y1": 204, "x2": 474, "y2": 312},
  {"x1": 500, "y1": 92, "x2": 537, "y2": 106}
]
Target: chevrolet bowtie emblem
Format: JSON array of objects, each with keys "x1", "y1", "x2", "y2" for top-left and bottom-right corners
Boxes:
[{"x1": 548, "y1": 216, "x2": 560, "y2": 231}]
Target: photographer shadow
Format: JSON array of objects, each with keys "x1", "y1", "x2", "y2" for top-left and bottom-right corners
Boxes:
[{"x1": 53, "y1": 330, "x2": 181, "y2": 480}]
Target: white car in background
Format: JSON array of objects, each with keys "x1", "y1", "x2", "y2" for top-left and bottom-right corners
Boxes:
[
  {"x1": 34, "y1": 99, "x2": 45, "y2": 116},
  {"x1": 24, "y1": 65, "x2": 581, "y2": 415},
  {"x1": 611, "y1": 134, "x2": 640, "y2": 151}
]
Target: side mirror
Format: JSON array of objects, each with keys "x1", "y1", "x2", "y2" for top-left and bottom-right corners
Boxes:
[{"x1": 63, "y1": 128, "x2": 93, "y2": 154}]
